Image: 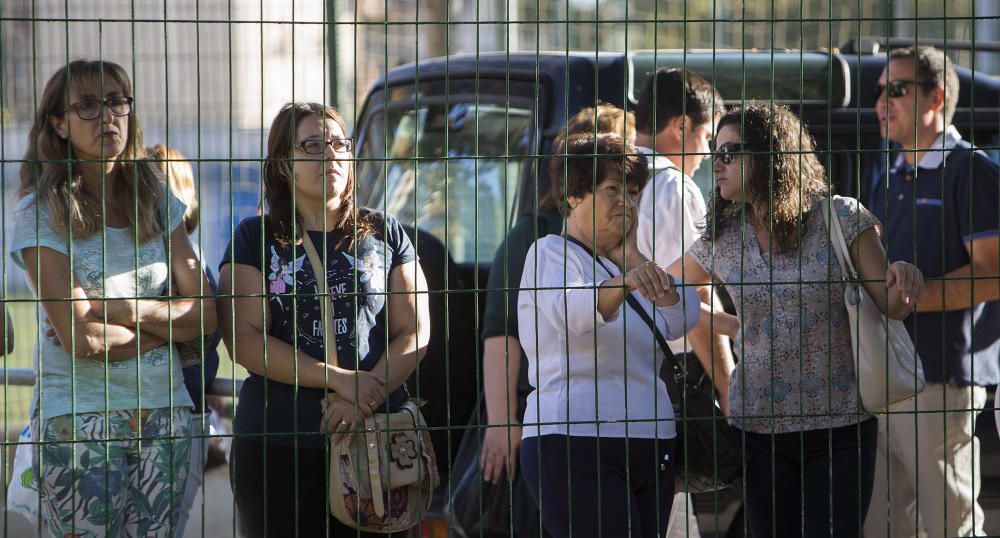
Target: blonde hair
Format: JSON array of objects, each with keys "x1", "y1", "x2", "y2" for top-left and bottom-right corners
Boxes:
[
  {"x1": 541, "y1": 104, "x2": 636, "y2": 213},
  {"x1": 148, "y1": 144, "x2": 199, "y2": 234},
  {"x1": 19, "y1": 60, "x2": 164, "y2": 243}
]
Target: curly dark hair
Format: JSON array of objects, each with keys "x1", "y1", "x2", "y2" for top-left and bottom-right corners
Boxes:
[
  {"x1": 559, "y1": 132, "x2": 649, "y2": 217},
  {"x1": 703, "y1": 102, "x2": 828, "y2": 252}
]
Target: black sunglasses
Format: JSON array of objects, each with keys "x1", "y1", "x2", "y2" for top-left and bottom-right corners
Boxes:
[
  {"x1": 712, "y1": 142, "x2": 743, "y2": 165},
  {"x1": 873, "y1": 80, "x2": 928, "y2": 100}
]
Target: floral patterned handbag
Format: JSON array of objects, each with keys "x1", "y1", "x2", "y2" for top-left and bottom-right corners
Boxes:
[{"x1": 327, "y1": 398, "x2": 439, "y2": 532}]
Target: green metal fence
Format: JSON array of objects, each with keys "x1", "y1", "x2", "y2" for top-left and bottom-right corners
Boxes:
[{"x1": 2, "y1": 1, "x2": 999, "y2": 537}]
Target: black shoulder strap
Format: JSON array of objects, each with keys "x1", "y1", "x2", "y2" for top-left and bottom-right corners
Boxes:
[{"x1": 563, "y1": 235, "x2": 685, "y2": 385}]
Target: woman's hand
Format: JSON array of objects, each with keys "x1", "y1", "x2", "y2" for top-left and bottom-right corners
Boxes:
[
  {"x1": 623, "y1": 262, "x2": 680, "y2": 307},
  {"x1": 332, "y1": 368, "x2": 387, "y2": 413},
  {"x1": 480, "y1": 423, "x2": 522, "y2": 484},
  {"x1": 854, "y1": 228, "x2": 924, "y2": 320},
  {"x1": 700, "y1": 304, "x2": 740, "y2": 339},
  {"x1": 718, "y1": 312, "x2": 740, "y2": 339},
  {"x1": 321, "y1": 396, "x2": 365, "y2": 447},
  {"x1": 606, "y1": 213, "x2": 642, "y2": 270},
  {"x1": 43, "y1": 319, "x2": 62, "y2": 346},
  {"x1": 886, "y1": 261, "x2": 923, "y2": 307}
]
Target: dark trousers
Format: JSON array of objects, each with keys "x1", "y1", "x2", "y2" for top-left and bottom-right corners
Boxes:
[
  {"x1": 520, "y1": 435, "x2": 676, "y2": 538},
  {"x1": 230, "y1": 437, "x2": 408, "y2": 538},
  {"x1": 741, "y1": 418, "x2": 878, "y2": 538}
]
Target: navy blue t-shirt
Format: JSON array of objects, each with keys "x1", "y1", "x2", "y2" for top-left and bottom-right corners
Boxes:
[
  {"x1": 220, "y1": 211, "x2": 417, "y2": 447},
  {"x1": 869, "y1": 141, "x2": 1000, "y2": 386}
]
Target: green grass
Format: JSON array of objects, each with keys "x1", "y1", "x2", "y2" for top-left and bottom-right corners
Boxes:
[{"x1": 2, "y1": 296, "x2": 38, "y2": 438}]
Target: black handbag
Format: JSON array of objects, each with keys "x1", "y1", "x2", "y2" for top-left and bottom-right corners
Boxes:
[
  {"x1": 568, "y1": 236, "x2": 740, "y2": 494},
  {"x1": 619, "y1": 277, "x2": 741, "y2": 494},
  {"x1": 447, "y1": 398, "x2": 546, "y2": 538}
]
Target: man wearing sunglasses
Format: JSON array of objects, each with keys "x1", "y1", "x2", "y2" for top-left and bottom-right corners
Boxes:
[
  {"x1": 865, "y1": 45, "x2": 1000, "y2": 538},
  {"x1": 632, "y1": 67, "x2": 733, "y2": 536}
]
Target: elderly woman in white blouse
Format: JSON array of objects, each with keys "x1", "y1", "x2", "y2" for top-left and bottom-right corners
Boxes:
[{"x1": 517, "y1": 131, "x2": 701, "y2": 538}]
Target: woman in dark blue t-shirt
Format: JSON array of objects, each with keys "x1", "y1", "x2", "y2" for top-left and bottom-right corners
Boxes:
[{"x1": 219, "y1": 102, "x2": 430, "y2": 537}]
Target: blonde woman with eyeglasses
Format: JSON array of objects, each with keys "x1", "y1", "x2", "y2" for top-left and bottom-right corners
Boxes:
[{"x1": 10, "y1": 59, "x2": 216, "y2": 537}]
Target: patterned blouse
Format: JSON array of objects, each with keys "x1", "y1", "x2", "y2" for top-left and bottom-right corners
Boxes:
[{"x1": 689, "y1": 196, "x2": 880, "y2": 434}]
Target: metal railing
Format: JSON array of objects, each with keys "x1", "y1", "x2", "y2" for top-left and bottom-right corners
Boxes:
[{"x1": 0, "y1": 368, "x2": 243, "y2": 396}]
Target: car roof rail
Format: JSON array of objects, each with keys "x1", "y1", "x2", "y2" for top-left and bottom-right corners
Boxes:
[{"x1": 841, "y1": 37, "x2": 1000, "y2": 55}]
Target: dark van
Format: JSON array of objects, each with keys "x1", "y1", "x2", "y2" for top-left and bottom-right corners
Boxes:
[{"x1": 351, "y1": 43, "x2": 1000, "y2": 536}]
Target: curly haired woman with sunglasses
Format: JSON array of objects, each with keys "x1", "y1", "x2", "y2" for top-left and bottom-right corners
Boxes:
[
  {"x1": 669, "y1": 102, "x2": 924, "y2": 537},
  {"x1": 11, "y1": 59, "x2": 216, "y2": 536}
]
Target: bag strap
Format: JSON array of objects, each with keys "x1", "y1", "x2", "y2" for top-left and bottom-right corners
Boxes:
[
  {"x1": 363, "y1": 416, "x2": 385, "y2": 517},
  {"x1": 823, "y1": 197, "x2": 858, "y2": 281},
  {"x1": 563, "y1": 236, "x2": 684, "y2": 387},
  {"x1": 306, "y1": 230, "x2": 384, "y2": 515},
  {"x1": 300, "y1": 231, "x2": 340, "y2": 366}
]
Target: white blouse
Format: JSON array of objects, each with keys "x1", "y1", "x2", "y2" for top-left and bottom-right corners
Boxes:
[{"x1": 517, "y1": 234, "x2": 701, "y2": 440}]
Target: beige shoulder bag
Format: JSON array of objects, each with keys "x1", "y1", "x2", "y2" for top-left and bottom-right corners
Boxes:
[
  {"x1": 300, "y1": 230, "x2": 438, "y2": 533},
  {"x1": 824, "y1": 196, "x2": 925, "y2": 413}
]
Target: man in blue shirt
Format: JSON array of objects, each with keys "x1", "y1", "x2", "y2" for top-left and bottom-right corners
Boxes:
[{"x1": 864, "y1": 45, "x2": 1000, "y2": 538}]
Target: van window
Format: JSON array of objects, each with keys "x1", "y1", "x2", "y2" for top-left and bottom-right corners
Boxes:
[
  {"x1": 358, "y1": 102, "x2": 533, "y2": 264},
  {"x1": 628, "y1": 51, "x2": 850, "y2": 108}
]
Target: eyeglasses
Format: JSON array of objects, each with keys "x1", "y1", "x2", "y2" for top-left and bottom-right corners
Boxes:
[
  {"x1": 873, "y1": 80, "x2": 928, "y2": 100},
  {"x1": 66, "y1": 97, "x2": 133, "y2": 120},
  {"x1": 712, "y1": 142, "x2": 743, "y2": 165},
  {"x1": 298, "y1": 138, "x2": 354, "y2": 155}
]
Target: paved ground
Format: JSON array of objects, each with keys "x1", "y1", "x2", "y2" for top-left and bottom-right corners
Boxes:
[
  {"x1": 182, "y1": 465, "x2": 239, "y2": 538},
  {"x1": 6, "y1": 445, "x2": 1000, "y2": 537}
]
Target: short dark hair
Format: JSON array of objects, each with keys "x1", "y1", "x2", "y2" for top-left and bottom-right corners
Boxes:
[
  {"x1": 888, "y1": 45, "x2": 960, "y2": 125},
  {"x1": 634, "y1": 67, "x2": 725, "y2": 136},
  {"x1": 558, "y1": 132, "x2": 648, "y2": 216}
]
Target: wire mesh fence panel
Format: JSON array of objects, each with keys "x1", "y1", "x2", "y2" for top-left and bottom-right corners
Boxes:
[{"x1": 1, "y1": 1, "x2": 998, "y2": 537}]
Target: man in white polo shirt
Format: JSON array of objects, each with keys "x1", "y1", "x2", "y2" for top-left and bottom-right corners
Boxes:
[
  {"x1": 635, "y1": 66, "x2": 733, "y2": 406},
  {"x1": 633, "y1": 66, "x2": 735, "y2": 537}
]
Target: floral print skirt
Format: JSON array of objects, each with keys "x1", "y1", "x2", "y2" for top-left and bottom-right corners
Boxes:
[{"x1": 32, "y1": 406, "x2": 192, "y2": 538}]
